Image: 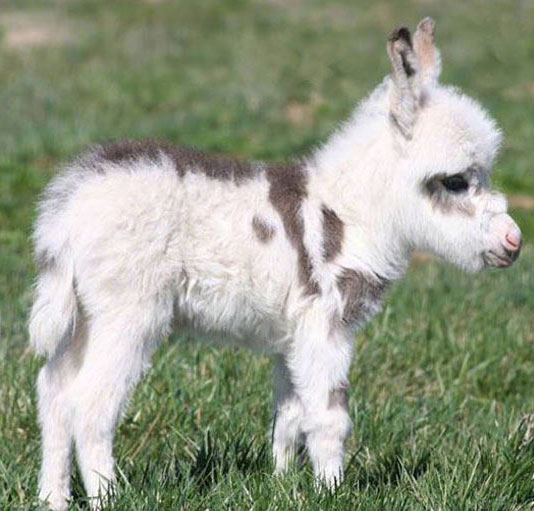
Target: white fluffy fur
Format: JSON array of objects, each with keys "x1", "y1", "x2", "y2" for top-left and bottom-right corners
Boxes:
[{"x1": 30, "y1": 19, "x2": 521, "y2": 510}]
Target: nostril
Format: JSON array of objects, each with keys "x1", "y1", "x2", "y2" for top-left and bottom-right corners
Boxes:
[{"x1": 505, "y1": 231, "x2": 521, "y2": 250}]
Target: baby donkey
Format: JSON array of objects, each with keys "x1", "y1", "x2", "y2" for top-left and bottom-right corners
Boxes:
[{"x1": 30, "y1": 18, "x2": 521, "y2": 510}]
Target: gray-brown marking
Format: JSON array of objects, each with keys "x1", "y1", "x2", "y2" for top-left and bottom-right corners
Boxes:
[
  {"x1": 389, "y1": 27, "x2": 415, "y2": 77},
  {"x1": 422, "y1": 173, "x2": 475, "y2": 216},
  {"x1": 252, "y1": 215, "x2": 275, "y2": 243},
  {"x1": 328, "y1": 383, "x2": 348, "y2": 410},
  {"x1": 337, "y1": 268, "x2": 389, "y2": 325},
  {"x1": 90, "y1": 139, "x2": 320, "y2": 295},
  {"x1": 266, "y1": 162, "x2": 320, "y2": 296},
  {"x1": 35, "y1": 248, "x2": 56, "y2": 272},
  {"x1": 322, "y1": 205, "x2": 344, "y2": 261},
  {"x1": 97, "y1": 139, "x2": 259, "y2": 184}
]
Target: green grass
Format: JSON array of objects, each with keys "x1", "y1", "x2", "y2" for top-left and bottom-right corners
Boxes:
[{"x1": 1, "y1": 1, "x2": 533, "y2": 509}]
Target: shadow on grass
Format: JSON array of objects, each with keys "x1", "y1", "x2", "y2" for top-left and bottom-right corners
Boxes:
[
  {"x1": 347, "y1": 447, "x2": 431, "y2": 490},
  {"x1": 125, "y1": 431, "x2": 268, "y2": 495},
  {"x1": 189, "y1": 431, "x2": 268, "y2": 492}
]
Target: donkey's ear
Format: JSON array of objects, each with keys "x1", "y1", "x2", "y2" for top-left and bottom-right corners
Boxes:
[
  {"x1": 413, "y1": 17, "x2": 441, "y2": 87},
  {"x1": 387, "y1": 27, "x2": 419, "y2": 139}
]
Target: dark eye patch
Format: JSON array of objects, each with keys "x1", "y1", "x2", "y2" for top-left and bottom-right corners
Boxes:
[
  {"x1": 441, "y1": 174, "x2": 469, "y2": 192},
  {"x1": 421, "y1": 171, "x2": 475, "y2": 216}
]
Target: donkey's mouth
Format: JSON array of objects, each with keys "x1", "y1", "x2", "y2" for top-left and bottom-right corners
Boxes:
[{"x1": 482, "y1": 250, "x2": 515, "y2": 268}]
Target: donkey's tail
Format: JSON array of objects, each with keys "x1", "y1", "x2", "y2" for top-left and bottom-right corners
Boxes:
[
  {"x1": 29, "y1": 256, "x2": 77, "y2": 358},
  {"x1": 29, "y1": 174, "x2": 80, "y2": 358}
]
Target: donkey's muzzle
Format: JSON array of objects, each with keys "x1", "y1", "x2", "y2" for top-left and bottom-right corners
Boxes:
[{"x1": 483, "y1": 231, "x2": 522, "y2": 268}]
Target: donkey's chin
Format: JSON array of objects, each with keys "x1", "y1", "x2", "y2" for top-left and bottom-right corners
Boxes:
[
  {"x1": 482, "y1": 250, "x2": 516, "y2": 269},
  {"x1": 436, "y1": 253, "x2": 486, "y2": 273}
]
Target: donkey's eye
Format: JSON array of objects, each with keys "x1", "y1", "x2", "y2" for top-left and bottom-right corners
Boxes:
[{"x1": 441, "y1": 174, "x2": 468, "y2": 192}]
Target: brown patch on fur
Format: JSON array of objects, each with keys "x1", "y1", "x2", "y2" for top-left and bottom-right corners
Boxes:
[
  {"x1": 337, "y1": 269, "x2": 389, "y2": 325},
  {"x1": 266, "y1": 163, "x2": 320, "y2": 296},
  {"x1": 252, "y1": 215, "x2": 275, "y2": 243},
  {"x1": 98, "y1": 139, "x2": 258, "y2": 184},
  {"x1": 328, "y1": 383, "x2": 348, "y2": 410},
  {"x1": 322, "y1": 205, "x2": 344, "y2": 261}
]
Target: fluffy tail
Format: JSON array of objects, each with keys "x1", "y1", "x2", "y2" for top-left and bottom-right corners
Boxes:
[
  {"x1": 29, "y1": 255, "x2": 77, "y2": 358},
  {"x1": 29, "y1": 172, "x2": 81, "y2": 358}
]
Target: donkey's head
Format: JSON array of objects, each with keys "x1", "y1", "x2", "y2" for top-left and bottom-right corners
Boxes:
[{"x1": 386, "y1": 18, "x2": 521, "y2": 271}]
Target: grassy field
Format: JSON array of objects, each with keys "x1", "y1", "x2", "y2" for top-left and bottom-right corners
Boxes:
[{"x1": 1, "y1": 1, "x2": 534, "y2": 509}]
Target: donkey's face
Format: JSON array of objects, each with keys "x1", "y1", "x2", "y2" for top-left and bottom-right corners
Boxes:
[{"x1": 387, "y1": 19, "x2": 522, "y2": 271}]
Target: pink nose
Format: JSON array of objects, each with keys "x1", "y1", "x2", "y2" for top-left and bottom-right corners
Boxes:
[
  {"x1": 504, "y1": 230, "x2": 522, "y2": 260},
  {"x1": 505, "y1": 231, "x2": 521, "y2": 249}
]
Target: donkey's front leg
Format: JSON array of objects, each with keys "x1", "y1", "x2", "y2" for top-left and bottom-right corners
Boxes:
[{"x1": 289, "y1": 319, "x2": 353, "y2": 487}]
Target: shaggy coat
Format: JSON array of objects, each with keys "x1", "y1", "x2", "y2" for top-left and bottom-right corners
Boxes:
[{"x1": 30, "y1": 18, "x2": 521, "y2": 510}]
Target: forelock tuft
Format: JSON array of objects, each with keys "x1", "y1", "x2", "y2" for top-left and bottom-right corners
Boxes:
[{"x1": 422, "y1": 86, "x2": 503, "y2": 167}]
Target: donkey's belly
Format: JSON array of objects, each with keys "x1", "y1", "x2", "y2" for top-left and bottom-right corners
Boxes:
[{"x1": 172, "y1": 274, "x2": 291, "y2": 353}]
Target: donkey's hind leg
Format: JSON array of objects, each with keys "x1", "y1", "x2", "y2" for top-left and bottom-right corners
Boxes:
[
  {"x1": 68, "y1": 300, "x2": 172, "y2": 508},
  {"x1": 38, "y1": 321, "x2": 88, "y2": 511}
]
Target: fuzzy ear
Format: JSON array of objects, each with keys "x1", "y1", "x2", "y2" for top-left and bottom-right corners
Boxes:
[
  {"x1": 387, "y1": 27, "x2": 419, "y2": 139},
  {"x1": 413, "y1": 17, "x2": 441, "y2": 87}
]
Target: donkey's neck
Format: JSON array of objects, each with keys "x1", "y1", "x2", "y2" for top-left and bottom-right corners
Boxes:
[{"x1": 306, "y1": 114, "x2": 410, "y2": 281}]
